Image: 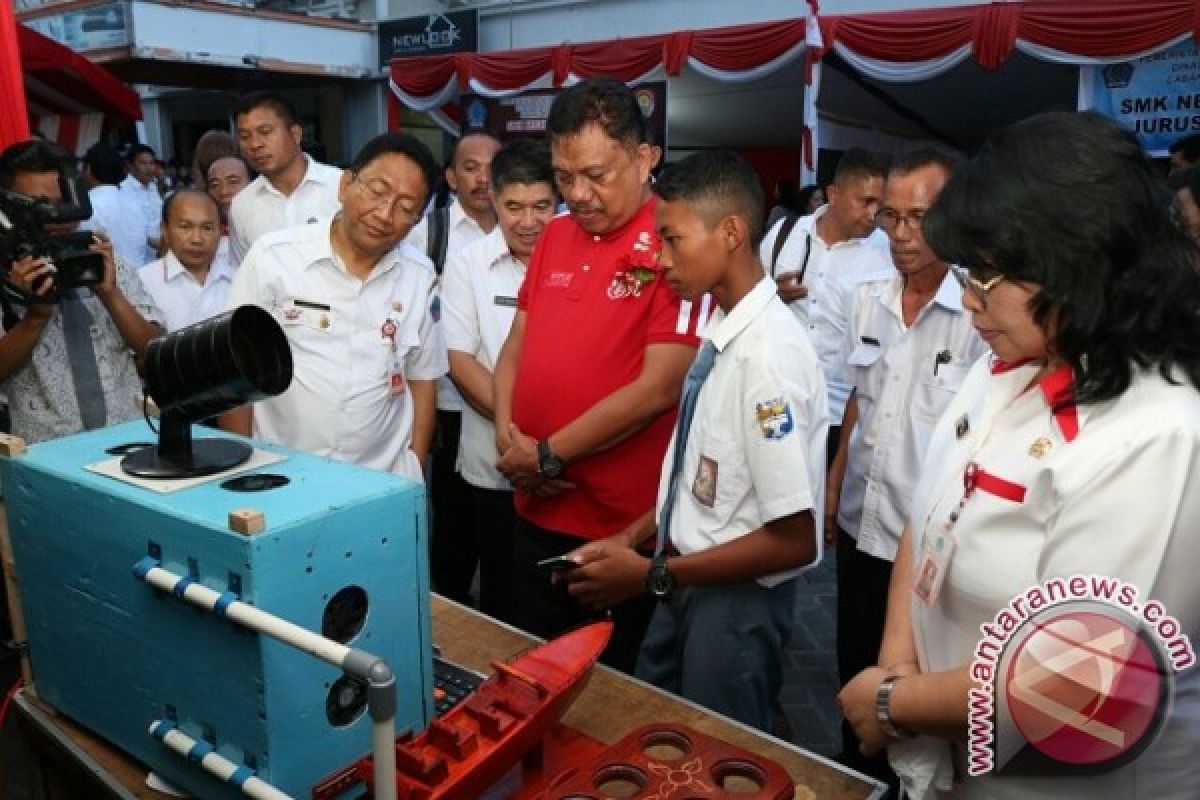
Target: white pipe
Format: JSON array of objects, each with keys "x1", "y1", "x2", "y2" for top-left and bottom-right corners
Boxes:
[
  {"x1": 149, "y1": 722, "x2": 292, "y2": 800},
  {"x1": 141, "y1": 566, "x2": 351, "y2": 668},
  {"x1": 371, "y1": 718, "x2": 396, "y2": 800}
]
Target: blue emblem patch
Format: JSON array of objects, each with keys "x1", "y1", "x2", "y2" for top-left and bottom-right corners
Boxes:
[{"x1": 755, "y1": 397, "x2": 794, "y2": 440}]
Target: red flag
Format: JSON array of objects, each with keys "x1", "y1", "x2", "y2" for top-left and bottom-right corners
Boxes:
[{"x1": 0, "y1": 1, "x2": 31, "y2": 149}]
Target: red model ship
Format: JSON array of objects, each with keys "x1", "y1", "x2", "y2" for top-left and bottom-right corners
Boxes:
[{"x1": 314, "y1": 621, "x2": 612, "y2": 800}]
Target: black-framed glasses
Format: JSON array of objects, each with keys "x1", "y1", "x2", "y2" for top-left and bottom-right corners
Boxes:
[
  {"x1": 950, "y1": 265, "x2": 1005, "y2": 309},
  {"x1": 876, "y1": 208, "x2": 926, "y2": 231}
]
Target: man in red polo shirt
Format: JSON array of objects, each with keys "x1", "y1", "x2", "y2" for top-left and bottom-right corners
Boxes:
[{"x1": 495, "y1": 78, "x2": 705, "y2": 672}]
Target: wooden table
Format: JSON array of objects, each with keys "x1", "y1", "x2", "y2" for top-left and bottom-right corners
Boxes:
[{"x1": 13, "y1": 596, "x2": 884, "y2": 800}]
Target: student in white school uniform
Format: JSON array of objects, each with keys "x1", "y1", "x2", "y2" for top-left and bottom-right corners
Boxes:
[
  {"x1": 564, "y1": 150, "x2": 828, "y2": 732},
  {"x1": 441, "y1": 138, "x2": 556, "y2": 624},
  {"x1": 220, "y1": 133, "x2": 446, "y2": 483},
  {"x1": 228, "y1": 92, "x2": 342, "y2": 265},
  {"x1": 80, "y1": 142, "x2": 150, "y2": 269},
  {"x1": 839, "y1": 113, "x2": 1200, "y2": 800},
  {"x1": 138, "y1": 190, "x2": 233, "y2": 332}
]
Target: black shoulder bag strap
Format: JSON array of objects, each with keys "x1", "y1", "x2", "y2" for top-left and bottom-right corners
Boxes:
[
  {"x1": 770, "y1": 212, "x2": 801, "y2": 278},
  {"x1": 427, "y1": 205, "x2": 450, "y2": 275}
]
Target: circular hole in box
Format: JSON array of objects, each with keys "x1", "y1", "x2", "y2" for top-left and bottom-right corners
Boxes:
[
  {"x1": 325, "y1": 674, "x2": 367, "y2": 727},
  {"x1": 711, "y1": 760, "x2": 766, "y2": 793},
  {"x1": 592, "y1": 764, "x2": 647, "y2": 798},
  {"x1": 322, "y1": 586, "x2": 368, "y2": 643},
  {"x1": 221, "y1": 473, "x2": 290, "y2": 492},
  {"x1": 641, "y1": 729, "x2": 692, "y2": 761},
  {"x1": 106, "y1": 442, "x2": 154, "y2": 456}
]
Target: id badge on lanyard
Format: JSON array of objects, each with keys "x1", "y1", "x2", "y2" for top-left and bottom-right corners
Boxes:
[
  {"x1": 382, "y1": 318, "x2": 405, "y2": 396},
  {"x1": 914, "y1": 463, "x2": 980, "y2": 606}
]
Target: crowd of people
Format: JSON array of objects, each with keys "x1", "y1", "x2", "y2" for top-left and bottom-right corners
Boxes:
[{"x1": 1, "y1": 77, "x2": 1199, "y2": 800}]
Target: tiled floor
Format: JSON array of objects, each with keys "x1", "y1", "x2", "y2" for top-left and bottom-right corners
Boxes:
[{"x1": 779, "y1": 547, "x2": 843, "y2": 757}]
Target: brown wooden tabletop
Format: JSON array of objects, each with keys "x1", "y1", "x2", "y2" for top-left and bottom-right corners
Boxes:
[{"x1": 12, "y1": 595, "x2": 883, "y2": 800}]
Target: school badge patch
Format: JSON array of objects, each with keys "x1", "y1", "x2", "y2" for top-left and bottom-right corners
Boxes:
[
  {"x1": 755, "y1": 397, "x2": 794, "y2": 440},
  {"x1": 692, "y1": 455, "x2": 718, "y2": 507}
]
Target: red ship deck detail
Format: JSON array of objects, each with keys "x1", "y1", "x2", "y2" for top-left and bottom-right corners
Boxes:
[{"x1": 313, "y1": 621, "x2": 612, "y2": 800}]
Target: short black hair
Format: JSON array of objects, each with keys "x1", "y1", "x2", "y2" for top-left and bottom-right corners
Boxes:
[
  {"x1": 832, "y1": 148, "x2": 889, "y2": 186},
  {"x1": 232, "y1": 92, "x2": 299, "y2": 128},
  {"x1": 129, "y1": 143, "x2": 156, "y2": 161},
  {"x1": 655, "y1": 150, "x2": 766, "y2": 244},
  {"x1": 796, "y1": 184, "x2": 822, "y2": 212},
  {"x1": 491, "y1": 139, "x2": 554, "y2": 195},
  {"x1": 889, "y1": 146, "x2": 961, "y2": 179},
  {"x1": 162, "y1": 188, "x2": 218, "y2": 225},
  {"x1": 1167, "y1": 165, "x2": 1200, "y2": 197},
  {"x1": 449, "y1": 128, "x2": 499, "y2": 167},
  {"x1": 84, "y1": 141, "x2": 126, "y2": 186},
  {"x1": 347, "y1": 132, "x2": 439, "y2": 209},
  {"x1": 1169, "y1": 133, "x2": 1200, "y2": 163},
  {"x1": 924, "y1": 111, "x2": 1200, "y2": 405},
  {"x1": 0, "y1": 140, "x2": 71, "y2": 190},
  {"x1": 547, "y1": 77, "x2": 648, "y2": 147}
]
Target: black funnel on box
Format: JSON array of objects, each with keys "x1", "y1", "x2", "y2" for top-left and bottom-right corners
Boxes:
[{"x1": 122, "y1": 305, "x2": 292, "y2": 479}]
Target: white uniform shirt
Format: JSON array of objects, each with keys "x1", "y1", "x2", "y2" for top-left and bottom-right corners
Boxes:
[
  {"x1": 227, "y1": 218, "x2": 447, "y2": 482},
  {"x1": 441, "y1": 228, "x2": 524, "y2": 490},
  {"x1": 758, "y1": 206, "x2": 889, "y2": 424},
  {"x1": 118, "y1": 175, "x2": 162, "y2": 265},
  {"x1": 407, "y1": 198, "x2": 492, "y2": 412},
  {"x1": 836, "y1": 268, "x2": 986, "y2": 561},
  {"x1": 901, "y1": 360, "x2": 1200, "y2": 799},
  {"x1": 82, "y1": 185, "x2": 150, "y2": 268},
  {"x1": 138, "y1": 251, "x2": 235, "y2": 332},
  {"x1": 227, "y1": 155, "x2": 342, "y2": 266},
  {"x1": 655, "y1": 277, "x2": 829, "y2": 587}
]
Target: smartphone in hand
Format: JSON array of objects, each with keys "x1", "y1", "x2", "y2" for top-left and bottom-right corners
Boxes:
[{"x1": 536, "y1": 555, "x2": 580, "y2": 574}]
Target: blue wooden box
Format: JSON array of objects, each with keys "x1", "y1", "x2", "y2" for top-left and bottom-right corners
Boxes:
[{"x1": 1, "y1": 420, "x2": 432, "y2": 799}]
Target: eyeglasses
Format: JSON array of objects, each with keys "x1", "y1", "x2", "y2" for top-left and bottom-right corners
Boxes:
[
  {"x1": 950, "y1": 265, "x2": 1006, "y2": 309},
  {"x1": 877, "y1": 208, "x2": 925, "y2": 231},
  {"x1": 353, "y1": 176, "x2": 421, "y2": 221}
]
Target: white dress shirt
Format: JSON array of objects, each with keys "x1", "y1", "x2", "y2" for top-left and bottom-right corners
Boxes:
[
  {"x1": 441, "y1": 228, "x2": 525, "y2": 490},
  {"x1": 138, "y1": 251, "x2": 235, "y2": 332},
  {"x1": 836, "y1": 268, "x2": 987, "y2": 562},
  {"x1": 656, "y1": 277, "x2": 829, "y2": 587},
  {"x1": 407, "y1": 198, "x2": 492, "y2": 412},
  {"x1": 83, "y1": 184, "x2": 151, "y2": 268},
  {"x1": 227, "y1": 155, "x2": 342, "y2": 266},
  {"x1": 901, "y1": 360, "x2": 1200, "y2": 799},
  {"x1": 118, "y1": 175, "x2": 162, "y2": 265},
  {"x1": 758, "y1": 206, "x2": 889, "y2": 424},
  {"x1": 227, "y1": 218, "x2": 447, "y2": 482}
]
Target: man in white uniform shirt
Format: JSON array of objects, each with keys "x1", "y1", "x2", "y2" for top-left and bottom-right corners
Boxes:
[
  {"x1": 228, "y1": 92, "x2": 342, "y2": 265},
  {"x1": 758, "y1": 149, "x2": 889, "y2": 460},
  {"x1": 81, "y1": 142, "x2": 149, "y2": 269},
  {"x1": 825, "y1": 148, "x2": 985, "y2": 790},
  {"x1": 442, "y1": 139, "x2": 555, "y2": 623},
  {"x1": 119, "y1": 144, "x2": 163, "y2": 264},
  {"x1": 220, "y1": 133, "x2": 446, "y2": 483},
  {"x1": 407, "y1": 129, "x2": 502, "y2": 606},
  {"x1": 205, "y1": 155, "x2": 250, "y2": 271},
  {"x1": 138, "y1": 190, "x2": 232, "y2": 332}
]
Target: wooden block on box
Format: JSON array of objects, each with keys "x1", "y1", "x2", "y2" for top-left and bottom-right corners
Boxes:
[
  {"x1": 0, "y1": 434, "x2": 27, "y2": 457},
  {"x1": 228, "y1": 508, "x2": 265, "y2": 535}
]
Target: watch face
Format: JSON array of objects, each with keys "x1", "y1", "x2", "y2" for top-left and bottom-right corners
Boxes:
[{"x1": 649, "y1": 563, "x2": 674, "y2": 597}]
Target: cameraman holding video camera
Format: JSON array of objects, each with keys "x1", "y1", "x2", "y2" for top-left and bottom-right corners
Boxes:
[{"x1": 0, "y1": 140, "x2": 164, "y2": 444}]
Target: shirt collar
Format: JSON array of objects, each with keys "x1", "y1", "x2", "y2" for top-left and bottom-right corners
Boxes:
[
  {"x1": 988, "y1": 358, "x2": 1085, "y2": 442},
  {"x1": 804, "y1": 205, "x2": 873, "y2": 250},
  {"x1": 480, "y1": 227, "x2": 523, "y2": 271},
  {"x1": 164, "y1": 250, "x2": 234, "y2": 285},
  {"x1": 257, "y1": 155, "x2": 330, "y2": 197},
  {"x1": 584, "y1": 194, "x2": 656, "y2": 244},
  {"x1": 877, "y1": 266, "x2": 964, "y2": 321},
  {"x1": 315, "y1": 216, "x2": 402, "y2": 280},
  {"x1": 707, "y1": 276, "x2": 777, "y2": 353}
]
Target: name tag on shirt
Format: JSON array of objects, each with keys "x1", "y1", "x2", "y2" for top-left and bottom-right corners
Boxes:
[
  {"x1": 914, "y1": 525, "x2": 957, "y2": 606},
  {"x1": 282, "y1": 299, "x2": 332, "y2": 332},
  {"x1": 493, "y1": 295, "x2": 518, "y2": 308}
]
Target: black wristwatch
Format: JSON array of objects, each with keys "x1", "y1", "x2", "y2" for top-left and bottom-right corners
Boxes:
[
  {"x1": 645, "y1": 555, "x2": 676, "y2": 599},
  {"x1": 537, "y1": 439, "x2": 565, "y2": 479}
]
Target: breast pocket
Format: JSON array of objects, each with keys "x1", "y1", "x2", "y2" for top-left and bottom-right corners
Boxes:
[
  {"x1": 688, "y1": 427, "x2": 749, "y2": 528},
  {"x1": 914, "y1": 361, "x2": 970, "y2": 423},
  {"x1": 846, "y1": 343, "x2": 884, "y2": 403}
]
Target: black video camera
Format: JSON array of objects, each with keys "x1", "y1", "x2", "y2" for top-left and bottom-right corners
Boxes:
[{"x1": 0, "y1": 175, "x2": 104, "y2": 304}]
